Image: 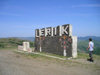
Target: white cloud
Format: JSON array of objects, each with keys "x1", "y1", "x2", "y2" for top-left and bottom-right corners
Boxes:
[{"x1": 72, "y1": 4, "x2": 100, "y2": 8}]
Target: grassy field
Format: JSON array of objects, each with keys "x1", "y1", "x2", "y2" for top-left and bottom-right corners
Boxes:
[{"x1": 0, "y1": 38, "x2": 34, "y2": 48}]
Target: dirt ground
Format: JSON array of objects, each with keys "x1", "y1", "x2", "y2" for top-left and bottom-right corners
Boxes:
[{"x1": 0, "y1": 49, "x2": 100, "y2": 75}]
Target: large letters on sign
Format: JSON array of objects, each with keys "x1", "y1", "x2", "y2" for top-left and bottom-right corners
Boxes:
[
  {"x1": 35, "y1": 24, "x2": 77, "y2": 58},
  {"x1": 35, "y1": 25, "x2": 70, "y2": 37}
]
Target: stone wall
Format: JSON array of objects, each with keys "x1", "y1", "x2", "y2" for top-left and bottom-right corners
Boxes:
[{"x1": 35, "y1": 24, "x2": 77, "y2": 58}]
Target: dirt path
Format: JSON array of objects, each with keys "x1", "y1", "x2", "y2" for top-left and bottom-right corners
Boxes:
[{"x1": 0, "y1": 49, "x2": 100, "y2": 75}]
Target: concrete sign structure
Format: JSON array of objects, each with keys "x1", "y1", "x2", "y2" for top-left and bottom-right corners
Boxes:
[
  {"x1": 18, "y1": 42, "x2": 32, "y2": 52},
  {"x1": 23, "y1": 42, "x2": 30, "y2": 51},
  {"x1": 35, "y1": 24, "x2": 77, "y2": 58}
]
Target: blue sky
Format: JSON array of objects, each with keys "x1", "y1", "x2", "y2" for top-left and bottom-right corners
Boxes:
[{"x1": 0, "y1": 0, "x2": 100, "y2": 37}]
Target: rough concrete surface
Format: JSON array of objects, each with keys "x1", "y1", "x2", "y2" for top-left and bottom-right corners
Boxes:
[{"x1": 0, "y1": 49, "x2": 100, "y2": 75}]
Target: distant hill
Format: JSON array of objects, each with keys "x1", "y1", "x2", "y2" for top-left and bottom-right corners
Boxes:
[
  {"x1": 17, "y1": 37, "x2": 35, "y2": 41},
  {"x1": 16, "y1": 36, "x2": 100, "y2": 42},
  {"x1": 78, "y1": 36, "x2": 100, "y2": 41}
]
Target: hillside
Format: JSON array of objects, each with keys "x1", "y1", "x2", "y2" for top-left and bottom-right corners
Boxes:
[
  {"x1": 78, "y1": 36, "x2": 100, "y2": 55},
  {"x1": 0, "y1": 38, "x2": 34, "y2": 48},
  {"x1": 17, "y1": 37, "x2": 35, "y2": 41},
  {"x1": 78, "y1": 39, "x2": 100, "y2": 55},
  {"x1": 78, "y1": 36, "x2": 100, "y2": 41}
]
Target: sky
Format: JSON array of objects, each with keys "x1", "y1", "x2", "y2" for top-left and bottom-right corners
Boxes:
[{"x1": 0, "y1": 0, "x2": 100, "y2": 37}]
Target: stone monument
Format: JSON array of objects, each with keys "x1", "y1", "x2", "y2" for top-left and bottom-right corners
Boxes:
[
  {"x1": 18, "y1": 42, "x2": 32, "y2": 52},
  {"x1": 35, "y1": 24, "x2": 77, "y2": 58}
]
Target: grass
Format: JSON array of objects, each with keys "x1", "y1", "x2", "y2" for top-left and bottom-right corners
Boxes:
[
  {"x1": 78, "y1": 52, "x2": 100, "y2": 60},
  {"x1": 78, "y1": 40, "x2": 100, "y2": 55},
  {"x1": 14, "y1": 51, "x2": 80, "y2": 67},
  {"x1": 12, "y1": 47, "x2": 100, "y2": 61},
  {"x1": 1, "y1": 46, "x2": 99, "y2": 60},
  {"x1": 37, "y1": 52, "x2": 67, "y2": 59},
  {"x1": 15, "y1": 51, "x2": 52, "y2": 59},
  {"x1": 0, "y1": 38, "x2": 34, "y2": 48}
]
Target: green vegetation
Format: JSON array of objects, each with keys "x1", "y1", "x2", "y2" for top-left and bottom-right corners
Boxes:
[
  {"x1": 78, "y1": 40, "x2": 100, "y2": 55},
  {"x1": 37, "y1": 52, "x2": 67, "y2": 59},
  {"x1": 0, "y1": 38, "x2": 34, "y2": 48}
]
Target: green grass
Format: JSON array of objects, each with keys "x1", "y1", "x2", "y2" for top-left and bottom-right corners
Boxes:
[
  {"x1": 78, "y1": 52, "x2": 100, "y2": 60},
  {"x1": 0, "y1": 38, "x2": 34, "y2": 49},
  {"x1": 15, "y1": 49, "x2": 100, "y2": 61},
  {"x1": 78, "y1": 40, "x2": 100, "y2": 55},
  {"x1": 37, "y1": 52, "x2": 67, "y2": 58},
  {"x1": 14, "y1": 51, "x2": 59, "y2": 61},
  {"x1": 16, "y1": 52, "x2": 42, "y2": 58},
  {"x1": 15, "y1": 51, "x2": 78, "y2": 67}
]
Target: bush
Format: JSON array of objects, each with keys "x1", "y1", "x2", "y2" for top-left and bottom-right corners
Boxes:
[
  {"x1": 30, "y1": 42, "x2": 34, "y2": 47},
  {"x1": 0, "y1": 43, "x2": 5, "y2": 48}
]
